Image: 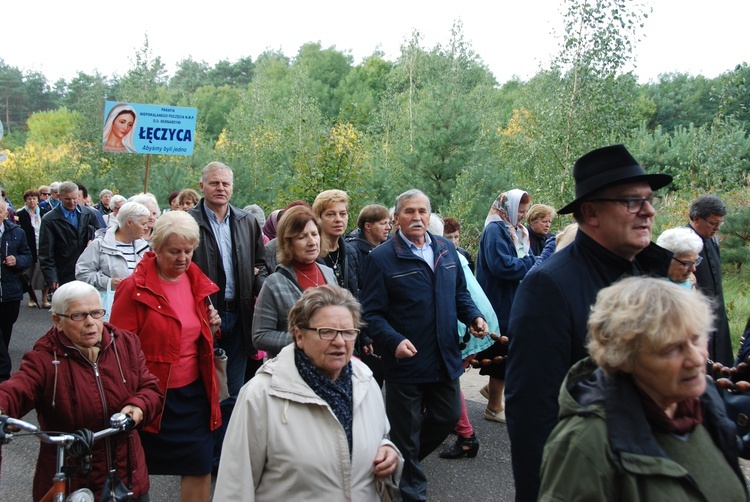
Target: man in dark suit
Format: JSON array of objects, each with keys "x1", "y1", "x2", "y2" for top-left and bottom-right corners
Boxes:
[
  {"x1": 38, "y1": 181, "x2": 103, "y2": 290},
  {"x1": 505, "y1": 145, "x2": 673, "y2": 501},
  {"x1": 687, "y1": 194, "x2": 732, "y2": 366}
]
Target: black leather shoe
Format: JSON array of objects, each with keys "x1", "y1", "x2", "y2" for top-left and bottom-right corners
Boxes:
[{"x1": 439, "y1": 434, "x2": 479, "y2": 459}]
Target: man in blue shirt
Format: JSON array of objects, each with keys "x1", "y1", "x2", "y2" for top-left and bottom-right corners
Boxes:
[{"x1": 38, "y1": 181, "x2": 102, "y2": 289}]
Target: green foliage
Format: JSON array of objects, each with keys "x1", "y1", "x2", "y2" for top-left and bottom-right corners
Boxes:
[
  {"x1": 208, "y1": 56, "x2": 255, "y2": 87},
  {"x1": 337, "y1": 53, "x2": 393, "y2": 128},
  {"x1": 721, "y1": 197, "x2": 750, "y2": 270},
  {"x1": 171, "y1": 57, "x2": 212, "y2": 96},
  {"x1": 288, "y1": 122, "x2": 370, "y2": 204},
  {"x1": 293, "y1": 43, "x2": 353, "y2": 122},
  {"x1": 63, "y1": 72, "x2": 111, "y2": 110},
  {"x1": 498, "y1": 0, "x2": 650, "y2": 214},
  {"x1": 381, "y1": 24, "x2": 500, "y2": 213},
  {"x1": 715, "y1": 63, "x2": 750, "y2": 129},
  {"x1": 0, "y1": 59, "x2": 60, "y2": 134},
  {"x1": 25, "y1": 108, "x2": 82, "y2": 145},
  {"x1": 631, "y1": 116, "x2": 750, "y2": 193},
  {"x1": 642, "y1": 73, "x2": 717, "y2": 131},
  {"x1": 722, "y1": 266, "x2": 750, "y2": 350},
  {"x1": 443, "y1": 162, "x2": 512, "y2": 254}
]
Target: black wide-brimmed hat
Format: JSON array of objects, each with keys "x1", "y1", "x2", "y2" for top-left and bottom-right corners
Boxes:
[{"x1": 557, "y1": 144, "x2": 673, "y2": 214}]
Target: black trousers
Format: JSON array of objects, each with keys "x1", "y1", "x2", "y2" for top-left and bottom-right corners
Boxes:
[
  {"x1": 385, "y1": 378, "x2": 461, "y2": 502},
  {"x1": 0, "y1": 300, "x2": 21, "y2": 381}
]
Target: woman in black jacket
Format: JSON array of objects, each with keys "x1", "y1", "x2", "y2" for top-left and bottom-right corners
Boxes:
[
  {"x1": 0, "y1": 199, "x2": 33, "y2": 380},
  {"x1": 16, "y1": 189, "x2": 50, "y2": 307}
]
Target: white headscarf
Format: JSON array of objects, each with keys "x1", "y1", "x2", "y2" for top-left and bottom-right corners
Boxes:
[{"x1": 491, "y1": 189, "x2": 531, "y2": 256}]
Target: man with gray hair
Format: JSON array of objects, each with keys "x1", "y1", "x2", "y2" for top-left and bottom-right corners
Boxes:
[
  {"x1": 361, "y1": 189, "x2": 488, "y2": 501},
  {"x1": 39, "y1": 181, "x2": 103, "y2": 290},
  {"x1": 95, "y1": 189, "x2": 113, "y2": 215},
  {"x1": 189, "y1": 161, "x2": 268, "y2": 472},
  {"x1": 687, "y1": 194, "x2": 732, "y2": 365}
]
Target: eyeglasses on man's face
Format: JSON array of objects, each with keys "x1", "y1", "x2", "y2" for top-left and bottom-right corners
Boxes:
[
  {"x1": 699, "y1": 216, "x2": 725, "y2": 229},
  {"x1": 57, "y1": 309, "x2": 107, "y2": 321},
  {"x1": 587, "y1": 195, "x2": 662, "y2": 214},
  {"x1": 300, "y1": 326, "x2": 360, "y2": 341},
  {"x1": 673, "y1": 256, "x2": 703, "y2": 269}
]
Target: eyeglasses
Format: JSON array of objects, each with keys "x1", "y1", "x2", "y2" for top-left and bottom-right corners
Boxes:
[
  {"x1": 40, "y1": 192, "x2": 51, "y2": 196},
  {"x1": 699, "y1": 216, "x2": 725, "y2": 229},
  {"x1": 587, "y1": 195, "x2": 662, "y2": 214},
  {"x1": 673, "y1": 256, "x2": 703, "y2": 269},
  {"x1": 301, "y1": 326, "x2": 360, "y2": 341},
  {"x1": 56, "y1": 309, "x2": 107, "y2": 321}
]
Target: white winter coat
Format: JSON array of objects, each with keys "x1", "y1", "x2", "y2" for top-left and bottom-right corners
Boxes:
[
  {"x1": 75, "y1": 226, "x2": 149, "y2": 290},
  {"x1": 214, "y1": 344, "x2": 402, "y2": 501}
]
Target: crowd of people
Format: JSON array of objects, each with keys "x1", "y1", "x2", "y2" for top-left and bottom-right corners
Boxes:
[{"x1": 0, "y1": 145, "x2": 748, "y2": 501}]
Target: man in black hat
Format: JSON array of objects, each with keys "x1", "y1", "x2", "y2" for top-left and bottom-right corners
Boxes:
[{"x1": 504, "y1": 144, "x2": 673, "y2": 501}]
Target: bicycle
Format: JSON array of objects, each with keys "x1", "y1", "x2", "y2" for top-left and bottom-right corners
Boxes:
[{"x1": 1, "y1": 412, "x2": 135, "y2": 502}]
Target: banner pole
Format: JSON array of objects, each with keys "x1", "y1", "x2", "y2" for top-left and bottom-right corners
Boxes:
[{"x1": 144, "y1": 154, "x2": 151, "y2": 193}]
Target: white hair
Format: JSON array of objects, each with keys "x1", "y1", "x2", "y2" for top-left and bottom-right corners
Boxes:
[
  {"x1": 116, "y1": 202, "x2": 151, "y2": 227},
  {"x1": 51, "y1": 281, "x2": 101, "y2": 315},
  {"x1": 109, "y1": 194, "x2": 127, "y2": 212},
  {"x1": 656, "y1": 227, "x2": 704, "y2": 255},
  {"x1": 427, "y1": 213, "x2": 444, "y2": 236}
]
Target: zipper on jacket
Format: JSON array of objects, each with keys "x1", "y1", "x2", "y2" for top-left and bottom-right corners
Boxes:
[{"x1": 62, "y1": 339, "x2": 116, "y2": 473}]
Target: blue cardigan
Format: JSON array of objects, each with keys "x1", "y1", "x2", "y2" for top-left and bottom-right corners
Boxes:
[{"x1": 475, "y1": 221, "x2": 535, "y2": 332}]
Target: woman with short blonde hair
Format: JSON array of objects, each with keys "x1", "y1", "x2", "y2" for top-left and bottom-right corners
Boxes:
[
  {"x1": 312, "y1": 189, "x2": 359, "y2": 296},
  {"x1": 111, "y1": 210, "x2": 223, "y2": 502}
]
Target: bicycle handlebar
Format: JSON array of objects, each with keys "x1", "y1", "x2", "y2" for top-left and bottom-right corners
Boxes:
[{"x1": 0, "y1": 412, "x2": 135, "y2": 446}]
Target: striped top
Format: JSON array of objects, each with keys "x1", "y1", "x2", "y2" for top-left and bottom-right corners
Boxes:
[{"x1": 116, "y1": 241, "x2": 138, "y2": 273}]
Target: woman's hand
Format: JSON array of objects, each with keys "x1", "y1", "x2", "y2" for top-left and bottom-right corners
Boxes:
[
  {"x1": 110, "y1": 277, "x2": 123, "y2": 289},
  {"x1": 373, "y1": 445, "x2": 399, "y2": 478},
  {"x1": 120, "y1": 405, "x2": 144, "y2": 426},
  {"x1": 207, "y1": 305, "x2": 222, "y2": 336}
]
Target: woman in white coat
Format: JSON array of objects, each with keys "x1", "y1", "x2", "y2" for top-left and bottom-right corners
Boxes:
[
  {"x1": 216, "y1": 285, "x2": 402, "y2": 501},
  {"x1": 75, "y1": 202, "x2": 150, "y2": 316}
]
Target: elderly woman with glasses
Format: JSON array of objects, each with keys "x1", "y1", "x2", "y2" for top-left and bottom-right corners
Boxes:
[
  {"x1": 0, "y1": 280, "x2": 162, "y2": 501},
  {"x1": 656, "y1": 227, "x2": 704, "y2": 289},
  {"x1": 216, "y1": 284, "x2": 402, "y2": 501},
  {"x1": 538, "y1": 277, "x2": 747, "y2": 501}
]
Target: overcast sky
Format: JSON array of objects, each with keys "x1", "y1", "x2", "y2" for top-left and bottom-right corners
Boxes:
[{"x1": 4, "y1": 0, "x2": 749, "y2": 85}]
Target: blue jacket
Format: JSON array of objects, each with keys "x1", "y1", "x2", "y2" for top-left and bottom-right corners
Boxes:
[
  {"x1": 0, "y1": 219, "x2": 33, "y2": 302},
  {"x1": 361, "y1": 231, "x2": 483, "y2": 384},
  {"x1": 476, "y1": 220, "x2": 535, "y2": 332}
]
